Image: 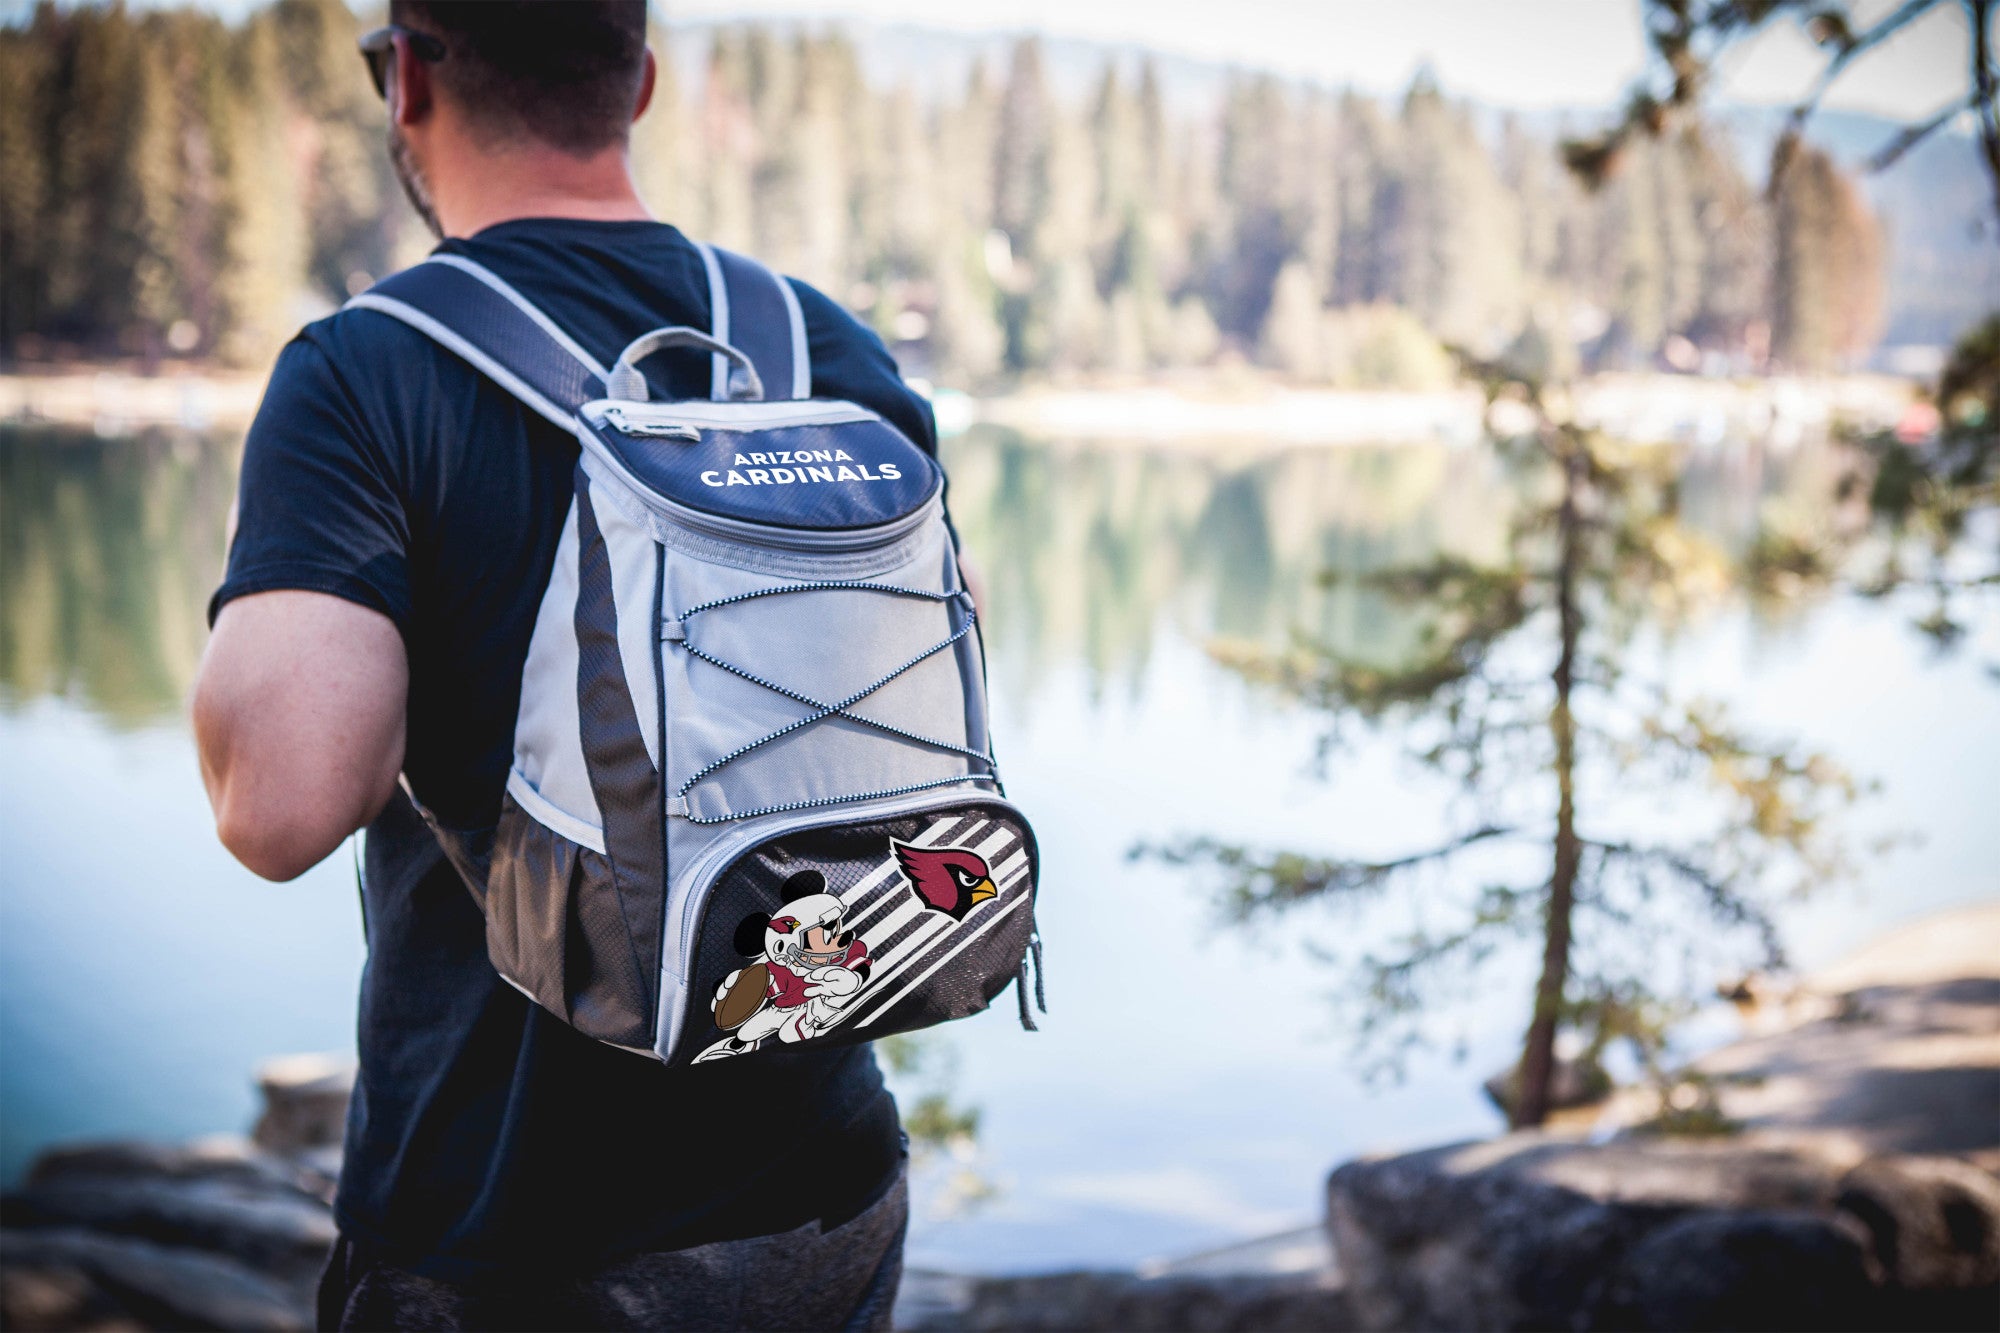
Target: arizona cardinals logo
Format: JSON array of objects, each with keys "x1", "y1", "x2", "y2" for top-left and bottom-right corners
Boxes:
[{"x1": 892, "y1": 841, "x2": 998, "y2": 921}]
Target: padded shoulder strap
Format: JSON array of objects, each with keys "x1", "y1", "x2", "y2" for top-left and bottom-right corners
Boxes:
[
  {"x1": 345, "y1": 256, "x2": 607, "y2": 428},
  {"x1": 694, "y1": 242, "x2": 811, "y2": 401}
]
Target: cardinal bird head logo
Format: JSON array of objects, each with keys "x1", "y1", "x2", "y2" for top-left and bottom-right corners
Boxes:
[{"x1": 893, "y1": 841, "x2": 998, "y2": 921}]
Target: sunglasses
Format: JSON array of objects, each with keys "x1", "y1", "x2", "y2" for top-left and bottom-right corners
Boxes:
[{"x1": 357, "y1": 24, "x2": 447, "y2": 100}]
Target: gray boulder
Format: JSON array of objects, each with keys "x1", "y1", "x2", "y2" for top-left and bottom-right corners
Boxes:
[
  {"x1": 6, "y1": 1139, "x2": 336, "y2": 1284},
  {"x1": 251, "y1": 1055, "x2": 355, "y2": 1157},
  {"x1": 898, "y1": 1269, "x2": 1353, "y2": 1332},
  {"x1": 1589, "y1": 1210, "x2": 1879, "y2": 1331},
  {"x1": 0, "y1": 1227, "x2": 305, "y2": 1331},
  {"x1": 1326, "y1": 1135, "x2": 1997, "y2": 1331},
  {"x1": 1835, "y1": 1154, "x2": 2000, "y2": 1328}
]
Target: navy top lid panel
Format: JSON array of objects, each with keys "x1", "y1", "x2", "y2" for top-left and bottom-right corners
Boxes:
[{"x1": 582, "y1": 402, "x2": 940, "y2": 530}]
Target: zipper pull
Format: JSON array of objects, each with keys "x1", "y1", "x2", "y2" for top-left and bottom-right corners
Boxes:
[
  {"x1": 602, "y1": 406, "x2": 701, "y2": 442},
  {"x1": 1016, "y1": 932, "x2": 1047, "y2": 1031}
]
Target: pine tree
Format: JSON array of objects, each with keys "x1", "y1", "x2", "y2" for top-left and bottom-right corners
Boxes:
[
  {"x1": 1148, "y1": 361, "x2": 1862, "y2": 1123},
  {"x1": 1260, "y1": 259, "x2": 1324, "y2": 379},
  {"x1": 121, "y1": 17, "x2": 197, "y2": 357},
  {"x1": 1686, "y1": 130, "x2": 1767, "y2": 363},
  {"x1": 45, "y1": 6, "x2": 145, "y2": 350},
  {"x1": 699, "y1": 32, "x2": 757, "y2": 252},
  {"x1": 993, "y1": 39, "x2": 1054, "y2": 372},
  {"x1": 216, "y1": 10, "x2": 309, "y2": 365},
  {"x1": 1773, "y1": 144, "x2": 1883, "y2": 372},
  {"x1": 631, "y1": 23, "x2": 697, "y2": 231},
  {"x1": 1211, "y1": 74, "x2": 1300, "y2": 343},
  {"x1": 0, "y1": 19, "x2": 52, "y2": 356}
]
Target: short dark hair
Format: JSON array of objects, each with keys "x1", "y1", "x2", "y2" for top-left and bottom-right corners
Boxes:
[{"x1": 389, "y1": 1, "x2": 649, "y2": 155}]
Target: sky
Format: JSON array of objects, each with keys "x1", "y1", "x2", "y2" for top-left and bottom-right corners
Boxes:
[
  {"x1": 50, "y1": 0, "x2": 1981, "y2": 121},
  {"x1": 663, "y1": 0, "x2": 1978, "y2": 120}
]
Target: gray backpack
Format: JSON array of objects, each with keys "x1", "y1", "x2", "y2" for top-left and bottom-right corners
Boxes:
[{"x1": 349, "y1": 243, "x2": 1041, "y2": 1065}]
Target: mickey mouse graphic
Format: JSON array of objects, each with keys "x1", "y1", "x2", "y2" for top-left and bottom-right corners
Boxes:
[{"x1": 696, "y1": 870, "x2": 871, "y2": 1062}]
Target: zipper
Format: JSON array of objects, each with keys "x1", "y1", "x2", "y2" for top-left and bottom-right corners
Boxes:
[{"x1": 588, "y1": 399, "x2": 881, "y2": 432}]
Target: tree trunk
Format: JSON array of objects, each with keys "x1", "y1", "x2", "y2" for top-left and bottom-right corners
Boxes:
[
  {"x1": 1515, "y1": 434, "x2": 1584, "y2": 1129},
  {"x1": 1970, "y1": 0, "x2": 2000, "y2": 237}
]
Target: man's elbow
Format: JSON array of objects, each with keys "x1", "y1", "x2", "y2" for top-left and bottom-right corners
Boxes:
[
  {"x1": 214, "y1": 795, "x2": 350, "y2": 882},
  {"x1": 216, "y1": 800, "x2": 334, "y2": 880}
]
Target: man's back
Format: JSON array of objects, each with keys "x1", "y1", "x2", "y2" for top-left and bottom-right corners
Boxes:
[{"x1": 215, "y1": 219, "x2": 927, "y2": 1276}]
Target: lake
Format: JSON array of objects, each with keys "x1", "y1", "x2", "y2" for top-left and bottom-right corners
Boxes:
[{"x1": 2, "y1": 418, "x2": 1995, "y2": 1274}]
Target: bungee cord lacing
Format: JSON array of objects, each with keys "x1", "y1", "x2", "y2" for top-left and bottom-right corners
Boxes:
[{"x1": 664, "y1": 579, "x2": 999, "y2": 824}]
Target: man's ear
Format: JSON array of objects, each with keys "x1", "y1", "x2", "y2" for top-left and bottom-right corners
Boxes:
[
  {"x1": 632, "y1": 48, "x2": 657, "y2": 122},
  {"x1": 391, "y1": 35, "x2": 434, "y2": 128},
  {"x1": 733, "y1": 912, "x2": 770, "y2": 957},
  {"x1": 780, "y1": 869, "x2": 826, "y2": 902}
]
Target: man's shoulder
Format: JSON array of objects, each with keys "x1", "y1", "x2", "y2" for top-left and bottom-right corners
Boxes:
[
  {"x1": 269, "y1": 303, "x2": 457, "y2": 391},
  {"x1": 264, "y1": 300, "x2": 496, "y2": 425}
]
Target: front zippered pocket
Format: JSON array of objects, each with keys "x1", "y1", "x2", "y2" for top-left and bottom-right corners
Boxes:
[
  {"x1": 662, "y1": 796, "x2": 1036, "y2": 1065},
  {"x1": 665, "y1": 787, "x2": 1019, "y2": 991},
  {"x1": 576, "y1": 397, "x2": 943, "y2": 545}
]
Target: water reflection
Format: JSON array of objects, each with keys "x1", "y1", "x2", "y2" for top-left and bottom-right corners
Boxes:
[
  {"x1": 944, "y1": 429, "x2": 1515, "y2": 702},
  {"x1": 0, "y1": 422, "x2": 1842, "y2": 723},
  {"x1": 0, "y1": 428, "x2": 237, "y2": 726}
]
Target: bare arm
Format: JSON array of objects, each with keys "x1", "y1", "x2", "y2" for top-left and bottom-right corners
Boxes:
[{"x1": 194, "y1": 591, "x2": 408, "y2": 881}]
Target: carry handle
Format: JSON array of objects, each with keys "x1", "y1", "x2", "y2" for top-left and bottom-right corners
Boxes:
[{"x1": 605, "y1": 326, "x2": 764, "y2": 403}]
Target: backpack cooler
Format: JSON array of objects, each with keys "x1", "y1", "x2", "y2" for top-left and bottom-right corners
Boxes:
[{"x1": 348, "y1": 244, "x2": 1042, "y2": 1066}]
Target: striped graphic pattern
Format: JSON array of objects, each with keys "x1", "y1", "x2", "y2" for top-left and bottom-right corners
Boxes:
[{"x1": 813, "y1": 810, "x2": 1034, "y2": 1035}]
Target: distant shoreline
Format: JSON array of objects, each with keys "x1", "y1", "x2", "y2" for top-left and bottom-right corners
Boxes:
[
  {"x1": 3, "y1": 366, "x2": 1914, "y2": 447},
  {"x1": 1, "y1": 367, "x2": 269, "y2": 435}
]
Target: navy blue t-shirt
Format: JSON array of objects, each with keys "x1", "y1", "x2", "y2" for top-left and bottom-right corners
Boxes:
[{"x1": 212, "y1": 219, "x2": 927, "y2": 1279}]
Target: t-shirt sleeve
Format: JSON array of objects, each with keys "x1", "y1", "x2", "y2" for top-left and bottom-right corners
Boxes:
[
  {"x1": 209, "y1": 330, "x2": 413, "y2": 632},
  {"x1": 787, "y1": 278, "x2": 940, "y2": 456}
]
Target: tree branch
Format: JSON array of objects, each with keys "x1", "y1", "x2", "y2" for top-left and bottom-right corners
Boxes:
[
  {"x1": 1585, "y1": 838, "x2": 1787, "y2": 965},
  {"x1": 1794, "y1": 0, "x2": 1939, "y2": 124},
  {"x1": 1865, "y1": 92, "x2": 1979, "y2": 173},
  {"x1": 1970, "y1": 0, "x2": 2000, "y2": 232},
  {"x1": 1135, "y1": 825, "x2": 1524, "y2": 917}
]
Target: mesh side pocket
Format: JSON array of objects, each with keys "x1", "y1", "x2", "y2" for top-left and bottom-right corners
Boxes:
[{"x1": 488, "y1": 793, "x2": 658, "y2": 1050}]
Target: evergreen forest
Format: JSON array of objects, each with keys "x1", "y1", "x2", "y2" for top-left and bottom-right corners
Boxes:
[{"x1": 0, "y1": 0, "x2": 1890, "y2": 384}]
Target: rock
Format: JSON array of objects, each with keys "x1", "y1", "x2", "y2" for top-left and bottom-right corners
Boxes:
[
  {"x1": 1599, "y1": 915, "x2": 2000, "y2": 1162},
  {"x1": 899, "y1": 1269, "x2": 1352, "y2": 1332},
  {"x1": 28, "y1": 1137, "x2": 322, "y2": 1200},
  {"x1": 1325, "y1": 1136, "x2": 1937, "y2": 1331},
  {"x1": 1835, "y1": 1154, "x2": 2000, "y2": 1328},
  {"x1": 5, "y1": 1139, "x2": 336, "y2": 1285},
  {"x1": 1325, "y1": 929, "x2": 2000, "y2": 1332},
  {"x1": 1327, "y1": 1138, "x2": 1663, "y2": 1331},
  {"x1": 3, "y1": 1178, "x2": 336, "y2": 1286},
  {"x1": 0, "y1": 1227, "x2": 306, "y2": 1331},
  {"x1": 1589, "y1": 1211, "x2": 1881, "y2": 1331},
  {"x1": 251, "y1": 1054, "x2": 355, "y2": 1156}
]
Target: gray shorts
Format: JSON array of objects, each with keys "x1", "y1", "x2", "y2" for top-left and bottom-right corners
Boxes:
[{"x1": 316, "y1": 1168, "x2": 907, "y2": 1331}]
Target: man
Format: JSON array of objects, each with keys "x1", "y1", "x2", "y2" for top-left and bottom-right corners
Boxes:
[{"x1": 193, "y1": 4, "x2": 922, "y2": 1328}]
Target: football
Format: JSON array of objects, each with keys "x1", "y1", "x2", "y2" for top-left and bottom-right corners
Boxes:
[{"x1": 714, "y1": 962, "x2": 771, "y2": 1031}]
